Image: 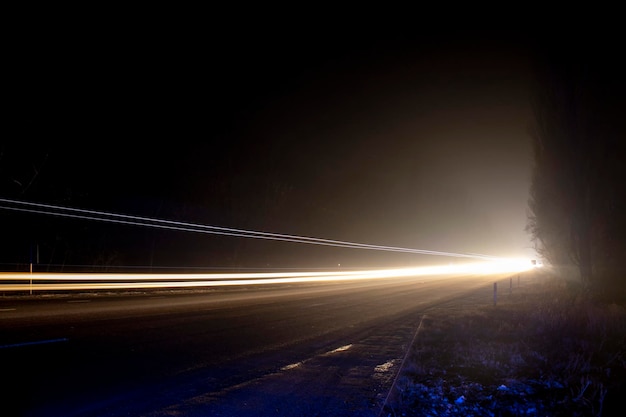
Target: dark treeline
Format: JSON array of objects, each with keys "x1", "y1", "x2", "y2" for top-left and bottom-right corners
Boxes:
[{"x1": 526, "y1": 34, "x2": 626, "y2": 298}]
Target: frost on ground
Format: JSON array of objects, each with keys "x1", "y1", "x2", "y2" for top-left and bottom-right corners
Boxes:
[{"x1": 385, "y1": 272, "x2": 626, "y2": 417}]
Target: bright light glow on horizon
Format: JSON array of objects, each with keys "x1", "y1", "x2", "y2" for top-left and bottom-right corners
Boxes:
[{"x1": 0, "y1": 259, "x2": 534, "y2": 292}]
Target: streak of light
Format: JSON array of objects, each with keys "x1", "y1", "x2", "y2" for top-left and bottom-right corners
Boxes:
[
  {"x1": 0, "y1": 198, "x2": 500, "y2": 260},
  {"x1": 0, "y1": 338, "x2": 69, "y2": 349},
  {"x1": 0, "y1": 259, "x2": 533, "y2": 292}
]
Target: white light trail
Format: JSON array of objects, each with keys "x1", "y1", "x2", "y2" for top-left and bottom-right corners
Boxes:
[
  {"x1": 0, "y1": 259, "x2": 534, "y2": 292},
  {"x1": 0, "y1": 198, "x2": 502, "y2": 260}
]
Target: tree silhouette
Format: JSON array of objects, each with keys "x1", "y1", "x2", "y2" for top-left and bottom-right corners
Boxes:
[{"x1": 527, "y1": 42, "x2": 625, "y2": 294}]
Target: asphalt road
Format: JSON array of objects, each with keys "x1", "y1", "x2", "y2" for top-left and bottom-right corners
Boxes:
[{"x1": 0, "y1": 272, "x2": 517, "y2": 416}]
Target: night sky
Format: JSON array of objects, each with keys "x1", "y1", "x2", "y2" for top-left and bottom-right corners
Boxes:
[{"x1": 4, "y1": 22, "x2": 574, "y2": 270}]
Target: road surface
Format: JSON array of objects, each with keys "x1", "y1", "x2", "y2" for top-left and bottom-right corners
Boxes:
[{"x1": 0, "y1": 272, "x2": 519, "y2": 416}]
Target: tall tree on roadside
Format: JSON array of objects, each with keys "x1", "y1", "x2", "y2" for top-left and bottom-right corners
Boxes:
[{"x1": 526, "y1": 40, "x2": 625, "y2": 292}]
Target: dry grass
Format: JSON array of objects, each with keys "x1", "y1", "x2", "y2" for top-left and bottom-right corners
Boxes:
[{"x1": 386, "y1": 271, "x2": 626, "y2": 417}]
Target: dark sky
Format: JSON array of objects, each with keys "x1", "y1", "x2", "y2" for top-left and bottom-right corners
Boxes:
[{"x1": 5, "y1": 23, "x2": 552, "y2": 269}]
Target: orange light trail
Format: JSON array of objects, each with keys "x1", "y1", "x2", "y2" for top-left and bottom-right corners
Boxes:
[{"x1": 0, "y1": 259, "x2": 533, "y2": 292}]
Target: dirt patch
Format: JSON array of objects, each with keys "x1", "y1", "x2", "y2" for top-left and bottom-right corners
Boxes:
[{"x1": 385, "y1": 271, "x2": 626, "y2": 416}]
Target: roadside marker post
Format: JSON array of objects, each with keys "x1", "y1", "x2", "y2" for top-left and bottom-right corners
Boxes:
[{"x1": 493, "y1": 282, "x2": 497, "y2": 306}]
